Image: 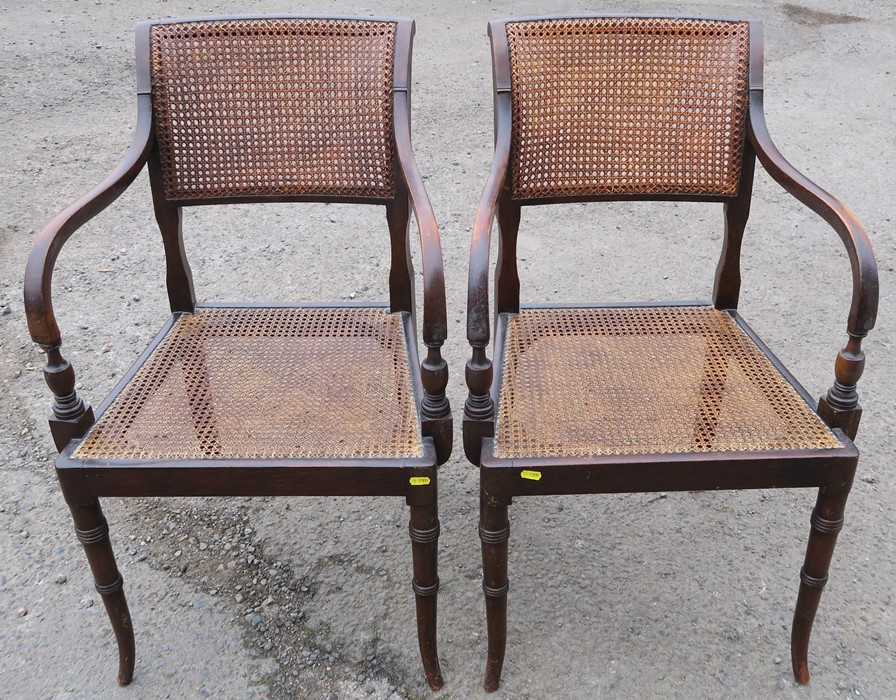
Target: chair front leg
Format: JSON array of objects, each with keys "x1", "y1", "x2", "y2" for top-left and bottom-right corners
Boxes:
[
  {"x1": 480, "y1": 490, "x2": 509, "y2": 692},
  {"x1": 408, "y1": 483, "x2": 443, "y2": 690},
  {"x1": 791, "y1": 476, "x2": 855, "y2": 684},
  {"x1": 65, "y1": 496, "x2": 135, "y2": 685}
]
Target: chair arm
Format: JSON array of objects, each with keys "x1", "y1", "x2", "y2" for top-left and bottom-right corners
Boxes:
[
  {"x1": 463, "y1": 93, "x2": 512, "y2": 465},
  {"x1": 24, "y1": 96, "x2": 154, "y2": 347},
  {"x1": 467, "y1": 91, "x2": 512, "y2": 349},
  {"x1": 394, "y1": 89, "x2": 452, "y2": 461},
  {"x1": 748, "y1": 90, "x2": 878, "y2": 439},
  {"x1": 393, "y1": 90, "x2": 447, "y2": 348},
  {"x1": 748, "y1": 91, "x2": 879, "y2": 337}
]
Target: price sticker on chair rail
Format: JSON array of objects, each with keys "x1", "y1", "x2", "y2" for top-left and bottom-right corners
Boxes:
[
  {"x1": 520, "y1": 470, "x2": 542, "y2": 481},
  {"x1": 409, "y1": 476, "x2": 431, "y2": 486}
]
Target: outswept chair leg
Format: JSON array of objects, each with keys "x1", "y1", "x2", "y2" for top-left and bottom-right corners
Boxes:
[
  {"x1": 791, "y1": 482, "x2": 853, "y2": 684},
  {"x1": 409, "y1": 499, "x2": 443, "y2": 690},
  {"x1": 67, "y1": 497, "x2": 135, "y2": 685},
  {"x1": 480, "y1": 494, "x2": 509, "y2": 692}
]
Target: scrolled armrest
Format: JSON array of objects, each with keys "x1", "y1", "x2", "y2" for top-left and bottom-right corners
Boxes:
[
  {"x1": 462, "y1": 93, "x2": 512, "y2": 464},
  {"x1": 24, "y1": 97, "x2": 154, "y2": 347},
  {"x1": 393, "y1": 88, "x2": 452, "y2": 461},
  {"x1": 467, "y1": 91, "x2": 512, "y2": 349},
  {"x1": 748, "y1": 90, "x2": 879, "y2": 337},
  {"x1": 393, "y1": 91, "x2": 447, "y2": 348}
]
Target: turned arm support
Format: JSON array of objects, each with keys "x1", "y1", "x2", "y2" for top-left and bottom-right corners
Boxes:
[
  {"x1": 748, "y1": 90, "x2": 879, "y2": 437},
  {"x1": 23, "y1": 97, "x2": 153, "y2": 449}
]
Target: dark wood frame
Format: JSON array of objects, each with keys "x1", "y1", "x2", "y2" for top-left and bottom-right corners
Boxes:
[
  {"x1": 464, "y1": 15, "x2": 878, "y2": 691},
  {"x1": 23, "y1": 15, "x2": 450, "y2": 690}
]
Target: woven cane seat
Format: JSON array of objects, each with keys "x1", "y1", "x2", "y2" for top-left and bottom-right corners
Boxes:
[
  {"x1": 495, "y1": 306, "x2": 841, "y2": 458},
  {"x1": 73, "y1": 307, "x2": 423, "y2": 461}
]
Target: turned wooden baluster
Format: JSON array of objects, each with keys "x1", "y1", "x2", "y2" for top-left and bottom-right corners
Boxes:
[
  {"x1": 42, "y1": 344, "x2": 95, "y2": 451},
  {"x1": 463, "y1": 347, "x2": 494, "y2": 465},
  {"x1": 817, "y1": 334, "x2": 865, "y2": 441},
  {"x1": 421, "y1": 343, "x2": 451, "y2": 464}
]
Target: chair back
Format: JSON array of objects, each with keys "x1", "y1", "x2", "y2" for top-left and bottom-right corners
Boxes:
[
  {"x1": 145, "y1": 17, "x2": 401, "y2": 203},
  {"x1": 493, "y1": 17, "x2": 755, "y2": 201}
]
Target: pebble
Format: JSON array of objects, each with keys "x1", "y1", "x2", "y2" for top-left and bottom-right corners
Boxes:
[
  {"x1": 54, "y1": 574, "x2": 67, "y2": 584},
  {"x1": 17, "y1": 607, "x2": 27, "y2": 617}
]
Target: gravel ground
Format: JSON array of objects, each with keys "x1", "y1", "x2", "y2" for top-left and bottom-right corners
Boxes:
[{"x1": 1, "y1": 1, "x2": 894, "y2": 698}]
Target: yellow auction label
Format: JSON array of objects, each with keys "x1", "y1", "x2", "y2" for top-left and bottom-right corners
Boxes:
[
  {"x1": 520, "y1": 470, "x2": 542, "y2": 481},
  {"x1": 409, "y1": 476, "x2": 431, "y2": 486}
]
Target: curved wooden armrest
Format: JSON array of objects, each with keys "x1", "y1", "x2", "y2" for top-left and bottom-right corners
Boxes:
[
  {"x1": 393, "y1": 64, "x2": 452, "y2": 461},
  {"x1": 748, "y1": 91, "x2": 879, "y2": 337},
  {"x1": 394, "y1": 90, "x2": 447, "y2": 348},
  {"x1": 24, "y1": 96, "x2": 154, "y2": 347},
  {"x1": 467, "y1": 91, "x2": 512, "y2": 349}
]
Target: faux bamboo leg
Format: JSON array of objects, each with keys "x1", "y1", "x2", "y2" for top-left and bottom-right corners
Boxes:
[
  {"x1": 409, "y1": 499, "x2": 443, "y2": 690},
  {"x1": 791, "y1": 483, "x2": 852, "y2": 684},
  {"x1": 67, "y1": 498, "x2": 135, "y2": 685},
  {"x1": 480, "y1": 493, "x2": 509, "y2": 692}
]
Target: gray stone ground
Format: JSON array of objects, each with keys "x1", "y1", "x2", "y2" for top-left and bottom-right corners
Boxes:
[{"x1": 1, "y1": 0, "x2": 893, "y2": 698}]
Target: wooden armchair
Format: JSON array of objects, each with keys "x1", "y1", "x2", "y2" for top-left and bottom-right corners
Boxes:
[
  {"x1": 463, "y1": 15, "x2": 878, "y2": 691},
  {"x1": 24, "y1": 16, "x2": 450, "y2": 690}
]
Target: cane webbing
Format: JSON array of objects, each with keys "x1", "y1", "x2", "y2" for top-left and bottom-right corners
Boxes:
[
  {"x1": 73, "y1": 307, "x2": 423, "y2": 460},
  {"x1": 495, "y1": 307, "x2": 841, "y2": 458},
  {"x1": 149, "y1": 18, "x2": 397, "y2": 201},
  {"x1": 505, "y1": 17, "x2": 751, "y2": 199}
]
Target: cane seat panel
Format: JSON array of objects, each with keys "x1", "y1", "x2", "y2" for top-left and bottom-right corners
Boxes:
[
  {"x1": 495, "y1": 306, "x2": 841, "y2": 458},
  {"x1": 73, "y1": 307, "x2": 424, "y2": 461}
]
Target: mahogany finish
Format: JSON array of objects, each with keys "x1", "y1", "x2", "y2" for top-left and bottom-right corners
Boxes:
[
  {"x1": 464, "y1": 16, "x2": 878, "y2": 691},
  {"x1": 24, "y1": 16, "x2": 450, "y2": 690}
]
